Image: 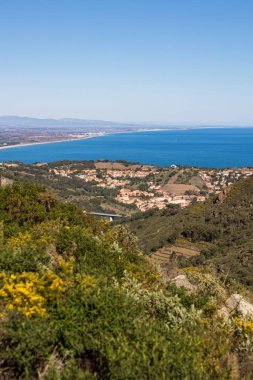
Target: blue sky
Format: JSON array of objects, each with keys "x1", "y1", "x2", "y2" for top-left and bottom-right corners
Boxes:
[{"x1": 0, "y1": 0, "x2": 253, "y2": 124}]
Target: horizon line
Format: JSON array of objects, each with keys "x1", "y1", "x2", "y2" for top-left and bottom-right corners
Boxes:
[{"x1": 0, "y1": 115, "x2": 253, "y2": 127}]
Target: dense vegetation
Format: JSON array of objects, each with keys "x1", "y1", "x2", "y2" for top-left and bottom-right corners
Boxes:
[
  {"x1": 0, "y1": 183, "x2": 233, "y2": 378},
  {"x1": 1, "y1": 182, "x2": 253, "y2": 378}
]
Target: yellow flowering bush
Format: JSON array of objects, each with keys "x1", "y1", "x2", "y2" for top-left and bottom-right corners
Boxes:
[
  {"x1": 7, "y1": 232, "x2": 32, "y2": 249},
  {"x1": 0, "y1": 272, "x2": 46, "y2": 317},
  {"x1": 7, "y1": 221, "x2": 58, "y2": 252},
  {"x1": 232, "y1": 318, "x2": 253, "y2": 353},
  {"x1": 234, "y1": 317, "x2": 253, "y2": 334},
  {"x1": 0, "y1": 270, "x2": 68, "y2": 318}
]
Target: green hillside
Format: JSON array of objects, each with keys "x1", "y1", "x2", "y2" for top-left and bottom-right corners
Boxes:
[
  {"x1": 126, "y1": 175, "x2": 253, "y2": 291},
  {"x1": 2, "y1": 182, "x2": 253, "y2": 378},
  {"x1": 0, "y1": 161, "x2": 137, "y2": 216}
]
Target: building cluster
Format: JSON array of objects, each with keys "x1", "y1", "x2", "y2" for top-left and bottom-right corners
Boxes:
[
  {"x1": 76, "y1": 168, "x2": 155, "y2": 189},
  {"x1": 50, "y1": 168, "x2": 74, "y2": 177},
  {"x1": 199, "y1": 168, "x2": 253, "y2": 193},
  {"x1": 51, "y1": 165, "x2": 205, "y2": 210},
  {"x1": 49, "y1": 164, "x2": 253, "y2": 212},
  {"x1": 115, "y1": 188, "x2": 204, "y2": 211}
]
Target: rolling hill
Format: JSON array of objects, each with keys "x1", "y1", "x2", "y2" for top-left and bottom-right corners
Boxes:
[{"x1": 125, "y1": 175, "x2": 253, "y2": 291}]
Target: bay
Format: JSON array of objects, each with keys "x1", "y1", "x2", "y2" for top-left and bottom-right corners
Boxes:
[{"x1": 1, "y1": 128, "x2": 253, "y2": 168}]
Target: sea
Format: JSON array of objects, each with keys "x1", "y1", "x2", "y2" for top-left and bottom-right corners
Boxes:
[{"x1": 1, "y1": 128, "x2": 253, "y2": 168}]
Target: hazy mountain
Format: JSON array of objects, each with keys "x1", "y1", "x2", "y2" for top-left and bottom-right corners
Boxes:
[{"x1": 0, "y1": 115, "x2": 136, "y2": 130}]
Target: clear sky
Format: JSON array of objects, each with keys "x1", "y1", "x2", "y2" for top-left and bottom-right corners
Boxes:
[{"x1": 0, "y1": 0, "x2": 253, "y2": 124}]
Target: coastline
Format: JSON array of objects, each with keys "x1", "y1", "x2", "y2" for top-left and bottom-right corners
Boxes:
[
  {"x1": 0, "y1": 133, "x2": 107, "y2": 151},
  {"x1": 0, "y1": 128, "x2": 171, "y2": 151}
]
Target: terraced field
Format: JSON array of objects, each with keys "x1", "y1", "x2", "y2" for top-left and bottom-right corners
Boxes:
[{"x1": 151, "y1": 245, "x2": 199, "y2": 265}]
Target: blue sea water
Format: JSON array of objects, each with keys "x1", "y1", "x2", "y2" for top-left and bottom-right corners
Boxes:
[{"x1": 1, "y1": 128, "x2": 253, "y2": 168}]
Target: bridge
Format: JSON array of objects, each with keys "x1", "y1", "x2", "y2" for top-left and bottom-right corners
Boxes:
[{"x1": 88, "y1": 212, "x2": 123, "y2": 222}]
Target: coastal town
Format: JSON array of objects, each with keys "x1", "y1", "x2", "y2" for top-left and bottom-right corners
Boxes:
[
  {"x1": 48, "y1": 161, "x2": 253, "y2": 212},
  {"x1": 1, "y1": 160, "x2": 252, "y2": 214}
]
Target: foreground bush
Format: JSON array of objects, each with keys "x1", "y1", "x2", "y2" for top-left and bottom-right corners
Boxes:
[{"x1": 0, "y1": 183, "x2": 237, "y2": 379}]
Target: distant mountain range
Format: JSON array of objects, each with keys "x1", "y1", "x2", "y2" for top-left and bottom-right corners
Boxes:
[
  {"x1": 0, "y1": 116, "x2": 138, "y2": 130},
  {"x1": 0, "y1": 116, "x2": 252, "y2": 131}
]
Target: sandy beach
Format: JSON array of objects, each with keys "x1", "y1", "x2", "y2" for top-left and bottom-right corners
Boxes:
[
  {"x1": 0, "y1": 128, "x2": 172, "y2": 151},
  {"x1": 0, "y1": 133, "x2": 107, "y2": 151}
]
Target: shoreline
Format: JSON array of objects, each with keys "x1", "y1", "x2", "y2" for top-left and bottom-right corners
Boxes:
[
  {"x1": 0, "y1": 133, "x2": 107, "y2": 151},
  {"x1": 0, "y1": 128, "x2": 173, "y2": 151}
]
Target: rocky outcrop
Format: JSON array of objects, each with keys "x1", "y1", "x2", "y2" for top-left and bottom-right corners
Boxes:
[
  {"x1": 219, "y1": 294, "x2": 253, "y2": 319},
  {"x1": 226, "y1": 294, "x2": 253, "y2": 316},
  {"x1": 170, "y1": 274, "x2": 197, "y2": 292}
]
